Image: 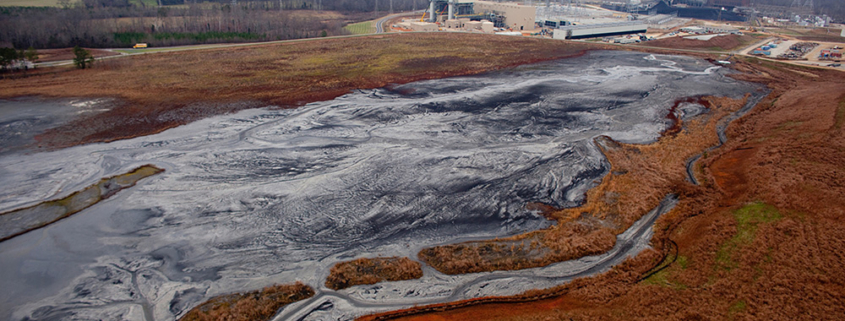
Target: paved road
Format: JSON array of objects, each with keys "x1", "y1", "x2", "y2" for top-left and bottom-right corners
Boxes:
[{"x1": 375, "y1": 11, "x2": 421, "y2": 33}]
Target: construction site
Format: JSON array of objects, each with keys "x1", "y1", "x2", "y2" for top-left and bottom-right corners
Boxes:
[
  {"x1": 390, "y1": 0, "x2": 735, "y2": 40},
  {"x1": 385, "y1": 0, "x2": 844, "y2": 55}
]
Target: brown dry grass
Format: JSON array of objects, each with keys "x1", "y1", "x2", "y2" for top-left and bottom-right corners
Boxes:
[
  {"x1": 362, "y1": 53, "x2": 845, "y2": 321},
  {"x1": 637, "y1": 34, "x2": 765, "y2": 52},
  {"x1": 325, "y1": 257, "x2": 423, "y2": 290},
  {"x1": 0, "y1": 33, "x2": 604, "y2": 149},
  {"x1": 33, "y1": 48, "x2": 121, "y2": 63},
  {"x1": 767, "y1": 26, "x2": 845, "y2": 43},
  {"x1": 419, "y1": 94, "x2": 750, "y2": 275},
  {"x1": 179, "y1": 282, "x2": 314, "y2": 321}
]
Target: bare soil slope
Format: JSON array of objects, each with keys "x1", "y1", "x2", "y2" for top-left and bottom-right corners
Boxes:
[{"x1": 638, "y1": 34, "x2": 764, "y2": 52}]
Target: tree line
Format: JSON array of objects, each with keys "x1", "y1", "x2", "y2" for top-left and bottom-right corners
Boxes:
[
  {"x1": 0, "y1": 0, "x2": 429, "y2": 49},
  {"x1": 749, "y1": 0, "x2": 845, "y2": 21},
  {"x1": 0, "y1": 47, "x2": 38, "y2": 71}
]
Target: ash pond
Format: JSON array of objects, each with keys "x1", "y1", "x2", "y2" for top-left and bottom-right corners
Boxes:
[{"x1": 0, "y1": 51, "x2": 760, "y2": 321}]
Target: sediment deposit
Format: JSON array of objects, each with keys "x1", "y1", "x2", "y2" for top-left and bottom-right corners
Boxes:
[{"x1": 0, "y1": 50, "x2": 768, "y2": 321}]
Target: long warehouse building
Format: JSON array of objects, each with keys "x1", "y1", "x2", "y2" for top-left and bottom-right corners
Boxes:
[{"x1": 552, "y1": 21, "x2": 648, "y2": 40}]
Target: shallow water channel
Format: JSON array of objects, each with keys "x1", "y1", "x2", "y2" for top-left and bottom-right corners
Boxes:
[{"x1": 0, "y1": 51, "x2": 761, "y2": 320}]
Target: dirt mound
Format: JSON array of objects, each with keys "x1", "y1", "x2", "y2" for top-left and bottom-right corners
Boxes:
[{"x1": 639, "y1": 34, "x2": 760, "y2": 51}]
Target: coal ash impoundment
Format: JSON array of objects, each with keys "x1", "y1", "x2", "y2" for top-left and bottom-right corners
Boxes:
[{"x1": 0, "y1": 51, "x2": 761, "y2": 321}]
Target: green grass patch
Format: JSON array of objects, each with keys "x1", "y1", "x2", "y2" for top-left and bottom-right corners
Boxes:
[
  {"x1": 0, "y1": 0, "x2": 61, "y2": 6},
  {"x1": 113, "y1": 31, "x2": 264, "y2": 46},
  {"x1": 152, "y1": 31, "x2": 263, "y2": 42},
  {"x1": 643, "y1": 269, "x2": 688, "y2": 289},
  {"x1": 729, "y1": 300, "x2": 747, "y2": 319},
  {"x1": 642, "y1": 269, "x2": 670, "y2": 286},
  {"x1": 128, "y1": 0, "x2": 157, "y2": 7},
  {"x1": 344, "y1": 21, "x2": 376, "y2": 35},
  {"x1": 715, "y1": 202, "x2": 781, "y2": 270},
  {"x1": 676, "y1": 255, "x2": 689, "y2": 269},
  {"x1": 643, "y1": 255, "x2": 690, "y2": 288}
]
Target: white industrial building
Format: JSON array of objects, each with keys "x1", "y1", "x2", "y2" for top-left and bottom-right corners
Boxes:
[
  {"x1": 424, "y1": 0, "x2": 536, "y2": 31},
  {"x1": 552, "y1": 21, "x2": 648, "y2": 39}
]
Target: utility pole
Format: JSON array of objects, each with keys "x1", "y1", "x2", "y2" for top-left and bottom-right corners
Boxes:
[{"x1": 390, "y1": 0, "x2": 394, "y2": 14}]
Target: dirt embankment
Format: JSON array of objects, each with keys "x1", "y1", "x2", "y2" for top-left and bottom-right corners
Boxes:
[
  {"x1": 0, "y1": 33, "x2": 606, "y2": 150},
  {"x1": 325, "y1": 257, "x2": 423, "y2": 290},
  {"x1": 766, "y1": 26, "x2": 845, "y2": 43},
  {"x1": 637, "y1": 34, "x2": 765, "y2": 52},
  {"x1": 361, "y1": 55, "x2": 845, "y2": 321}
]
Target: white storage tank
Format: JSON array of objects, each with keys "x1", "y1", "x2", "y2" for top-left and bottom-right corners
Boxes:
[{"x1": 481, "y1": 21, "x2": 495, "y2": 33}]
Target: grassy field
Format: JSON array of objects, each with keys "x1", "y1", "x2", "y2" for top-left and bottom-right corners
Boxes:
[
  {"x1": 343, "y1": 20, "x2": 377, "y2": 35},
  {"x1": 128, "y1": 0, "x2": 157, "y2": 7},
  {"x1": 0, "y1": 0, "x2": 62, "y2": 6}
]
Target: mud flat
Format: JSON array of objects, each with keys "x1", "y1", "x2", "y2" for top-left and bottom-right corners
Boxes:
[
  {"x1": 0, "y1": 51, "x2": 762, "y2": 321},
  {"x1": 367, "y1": 57, "x2": 845, "y2": 321},
  {"x1": 416, "y1": 92, "x2": 764, "y2": 275},
  {"x1": 0, "y1": 33, "x2": 604, "y2": 150},
  {"x1": 0, "y1": 165, "x2": 163, "y2": 242}
]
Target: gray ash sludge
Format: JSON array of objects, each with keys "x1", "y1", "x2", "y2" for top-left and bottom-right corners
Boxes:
[{"x1": 0, "y1": 51, "x2": 760, "y2": 321}]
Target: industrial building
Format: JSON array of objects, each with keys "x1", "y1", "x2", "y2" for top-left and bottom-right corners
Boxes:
[
  {"x1": 602, "y1": 0, "x2": 747, "y2": 22},
  {"x1": 473, "y1": 1, "x2": 536, "y2": 31},
  {"x1": 422, "y1": 0, "x2": 536, "y2": 31},
  {"x1": 552, "y1": 21, "x2": 648, "y2": 39},
  {"x1": 680, "y1": 23, "x2": 739, "y2": 34}
]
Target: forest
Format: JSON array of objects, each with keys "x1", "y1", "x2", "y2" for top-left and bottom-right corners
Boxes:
[
  {"x1": 2, "y1": 0, "x2": 844, "y2": 49},
  {"x1": 0, "y1": 0, "x2": 429, "y2": 49}
]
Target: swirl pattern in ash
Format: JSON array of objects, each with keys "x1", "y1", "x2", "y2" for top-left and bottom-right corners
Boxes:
[{"x1": 0, "y1": 51, "x2": 760, "y2": 321}]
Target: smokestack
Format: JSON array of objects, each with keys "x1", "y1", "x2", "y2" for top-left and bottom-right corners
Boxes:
[
  {"x1": 429, "y1": 0, "x2": 436, "y2": 22},
  {"x1": 448, "y1": 0, "x2": 454, "y2": 20}
]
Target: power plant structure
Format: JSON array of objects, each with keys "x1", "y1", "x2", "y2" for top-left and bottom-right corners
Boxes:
[
  {"x1": 424, "y1": 0, "x2": 504, "y2": 27},
  {"x1": 421, "y1": 0, "x2": 536, "y2": 31}
]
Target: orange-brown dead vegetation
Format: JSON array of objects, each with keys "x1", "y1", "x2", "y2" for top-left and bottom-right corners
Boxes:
[
  {"x1": 0, "y1": 33, "x2": 606, "y2": 149},
  {"x1": 419, "y1": 93, "x2": 750, "y2": 274},
  {"x1": 325, "y1": 257, "x2": 423, "y2": 290},
  {"x1": 362, "y1": 55, "x2": 845, "y2": 321},
  {"x1": 179, "y1": 282, "x2": 314, "y2": 321}
]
